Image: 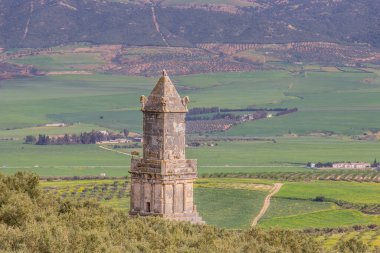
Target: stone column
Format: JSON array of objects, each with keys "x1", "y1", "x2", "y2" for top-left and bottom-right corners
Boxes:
[
  {"x1": 172, "y1": 183, "x2": 176, "y2": 214},
  {"x1": 183, "y1": 183, "x2": 186, "y2": 213}
]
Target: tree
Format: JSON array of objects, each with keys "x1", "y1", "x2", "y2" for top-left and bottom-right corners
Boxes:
[
  {"x1": 36, "y1": 134, "x2": 49, "y2": 145},
  {"x1": 372, "y1": 158, "x2": 378, "y2": 168},
  {"x1": 24, "y1": 135, "x2": 36, "y2": 144}
]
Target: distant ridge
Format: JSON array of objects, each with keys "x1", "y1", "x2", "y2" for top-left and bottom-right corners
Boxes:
[{"x1": 0, "y1": 0, "x2": 379, "y2": 49}]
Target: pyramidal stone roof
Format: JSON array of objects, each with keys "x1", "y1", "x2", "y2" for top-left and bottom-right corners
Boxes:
[{"x1": 142, "y1": 70, "x2": 189, "y2": 113}]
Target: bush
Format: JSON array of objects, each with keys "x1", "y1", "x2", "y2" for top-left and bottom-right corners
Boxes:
[
  {"x1": 315, "y1": 196, "x2": 326, "y2": 202},
  {"x1": 335, "y1": 238, "x2": 368, "y2": 253}
]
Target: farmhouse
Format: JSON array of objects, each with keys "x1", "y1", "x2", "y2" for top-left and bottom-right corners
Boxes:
[
  {"x1": 129, "y1": 70, "x2": 203, "y2": 224},
  {"x1": 332, "y1": 162, "x2": 371, "y2": 170}
]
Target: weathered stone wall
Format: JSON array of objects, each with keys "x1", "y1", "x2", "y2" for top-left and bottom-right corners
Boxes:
[
  {"x1": 143, "y1": 112, "x2": 186, "y2": 160},
  {"x1": 164, "y1": 113, "x2": 186, "y2": 160}
]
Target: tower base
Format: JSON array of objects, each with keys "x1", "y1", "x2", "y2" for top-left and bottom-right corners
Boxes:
[{"x1": 163, "y1": 212, "x2": 205, "y2": 224}]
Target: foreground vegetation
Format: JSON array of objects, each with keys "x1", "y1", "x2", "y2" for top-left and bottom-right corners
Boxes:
[{"x1": 0, "y1": 173, "x2": 326, "y2": 253}]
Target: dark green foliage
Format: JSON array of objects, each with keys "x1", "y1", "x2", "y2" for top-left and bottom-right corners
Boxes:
[
  {"x1": 24, "y1": 135, "x2": 36, "y2": 144},
  {"x1": 335, "y1": 238, "x2": 369, "y2": 253},
  {"x1": 0, "y1": 173, "x2": 325, "y2": 253},
  {"x1": 315, "y1": 196, "x2": 326, "y2": 202},
  {"x1": 33, "y1": 131, "x2": 125, "y2": 145},
  {"x1": 200, "y1": 171, "x2": 380, "y2": 183}
]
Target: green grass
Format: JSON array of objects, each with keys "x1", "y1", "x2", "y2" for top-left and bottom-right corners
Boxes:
[
  {"x1": 0, "y1": 123, "x2": 109, "y2": 139},
  {"x1": 194, "y1": 187, "x2": 267, "y2": 229},
  {"x1": 187, "y1": 137, "x2": 380, "y2": 174},
  {"x1": 259, "y1": 209, "x2": 380, "y2": 229},
  {"x1": 195, "y1": 177, "x2": 273, "y2": 191},
  {"x1": 0, "y1": 141, "x2": 129, "y2": 177},
  {"x1": 10, "y1": 53, "x2": 105, "y2": 71},
  {"x1": 277, "y1": 181, "x2": 380, "y2": 204},
  {"x1": 262, "y1": 197, "x2": 337, "y2": 219},
  {"x1": 0, "y1": 74, "x2": 152, "y2": 130},
  {"x1": 258, "y1": 180, "x2": 380, "y2": 229},
  {"x1": 2, "y1": 136, "x2": 380, "y2": 176},
  {"x1": 1, "y1": 70, "x2": 380, "y2": 136}
]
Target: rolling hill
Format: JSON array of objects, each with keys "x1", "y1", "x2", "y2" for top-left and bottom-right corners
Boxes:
[{"x1": 0, "y1": 0, "x2": 379, "y2": 49}]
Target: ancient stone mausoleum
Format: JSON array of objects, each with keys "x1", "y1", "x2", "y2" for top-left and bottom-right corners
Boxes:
[{"x1": 129, "y1": 70, "x2": 203, "y2": 224}]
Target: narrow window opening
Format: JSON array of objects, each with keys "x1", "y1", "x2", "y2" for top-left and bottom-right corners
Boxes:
[{"x1": 146, "y1": 202, "x2": 151, "y2": 212}]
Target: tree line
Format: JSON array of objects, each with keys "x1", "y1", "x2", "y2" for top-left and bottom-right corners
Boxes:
[
  {"x1": 188, "y1": 106, "x2": 297, "y2": 116},
  {"x1": 25, "y1": 130, "x2": 128, "y2": 145}
]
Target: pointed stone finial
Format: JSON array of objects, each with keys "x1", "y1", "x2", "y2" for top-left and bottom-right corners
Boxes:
[{"x1": 143, "y1": 70, "x2": 188, "y2": 112}]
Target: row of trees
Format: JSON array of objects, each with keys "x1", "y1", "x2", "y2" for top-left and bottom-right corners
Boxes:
[
  {"x1": 25, "y1": 130, "x2": 127, "y2": 145},
  {"x1": 307, "y1": 159, "x2": 379, "y2": 168},
  {"x1": 188, "y1": 106, "x2": 297, "y2": 116},
  {"x1": 186, "y1": 113, "x2": 240, "y2": 121},
  {"x1": 188, "y1": 107, "x2": 220, "y2": 115}
]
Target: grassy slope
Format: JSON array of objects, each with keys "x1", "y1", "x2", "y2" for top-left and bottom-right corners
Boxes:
[
  {"x1": 1, "y1": 70, "x2": 380, "y2": 136},
  {"x1": 259, "y1": 180, "x2": 380, "y2": 229},
  {"x1": 277, "y1": 181, "x2": 380, "y2": 204},
  {"x1": 0, "y1": 141, "x2": 129, "y2": 176},
  {"x1": 187, "y1": 137, "x2": 380, "y2": 174},
  {"x1": 2, "y1": 136, "x2": 380, "y2": 176},
  {"x1": 259, "y1": 209, "x2": 380, "y2": 229},
  {"x1": 0, "y1": 74, "x2": 151, "y2": 131},
  {"x1": 10, "y1": 53, "x2": 105, "y2": 71},
  {"x1": 195, "y1": 187, "x2": 267, "y2": 229}
]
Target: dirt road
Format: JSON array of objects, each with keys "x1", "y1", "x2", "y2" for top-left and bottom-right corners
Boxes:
[
  {"x1": 98, "y1": 146, "x2": 133, "y2": 156},
  {"x1": 251, "y1": 183, "x2": 283, "y2": 227}
]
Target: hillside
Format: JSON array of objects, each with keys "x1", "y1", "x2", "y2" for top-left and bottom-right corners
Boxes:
[{"x1": 0, "y1": 0, "x2": 379, "y2": 49}]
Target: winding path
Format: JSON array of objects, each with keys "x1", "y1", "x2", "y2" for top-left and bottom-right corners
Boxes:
[
  {"x1": 251, "y1": 183, "x2": 283, "y2": 227},
  {"x1": 150, "y1": 3, "x2": 169, "y2": 46},
  {"x1": 23, "y1": 0, "x2": 34, "y2": 40},
  {"x1": 98, "y1": 146, "x2": 133, "y2": 156}
]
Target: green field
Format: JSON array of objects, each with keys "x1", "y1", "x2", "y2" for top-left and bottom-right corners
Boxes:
[
  {"x1": 262, "y1": 197, "x2": 337, "y2": 219},
  {"x1": 0, "y1": 141, "x2": 129, "y2": 176},
  {"x1": 1, "y1": 70, "x2": 379, "y2": 137},
  {"x1": 260, "y1": 209, "x2": 380, "y2": 229},
  {"x1": 258, "y1": 180, "x2": 380, "y2": 230},
  {"x1": 10, "y1": 53, "x2": 105, "y2": 71},
  {"x1": 2, "y1": 136, "x2": 380, "y2": 176},
  {"x1": 1, "y1": 58, "x2": 380, "y2": 241},
  {"x1": 195, "y1": 188, "x2": 267, "y2": 229},
  {"x1": 277, "y1": 181, "x2": 380, "y2": 204}
]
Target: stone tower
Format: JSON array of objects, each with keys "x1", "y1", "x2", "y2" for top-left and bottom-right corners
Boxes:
[{"x1": 130, "y1": 70, "x2": 203, "y2": 224}]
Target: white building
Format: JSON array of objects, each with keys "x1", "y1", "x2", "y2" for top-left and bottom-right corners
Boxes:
[{"x1": 332, "y1": 162, "x2": 371, "y2": 170}]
